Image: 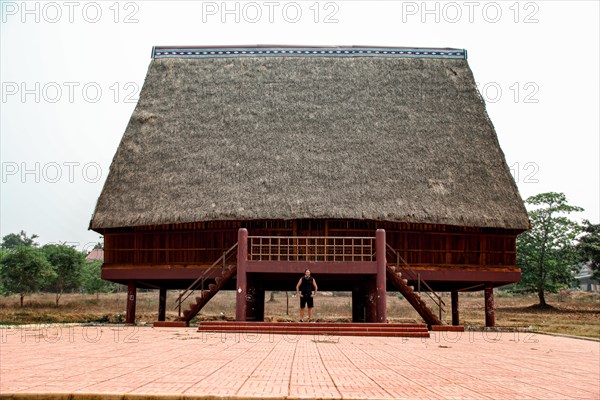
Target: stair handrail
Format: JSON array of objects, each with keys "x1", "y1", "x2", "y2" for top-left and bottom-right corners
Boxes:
[
  {"x1": 174, "y1": 242, "x2": 238, "y2": 310},
  {"x1": 385, "y1": 243, "x2": 446, "y2": 316}
]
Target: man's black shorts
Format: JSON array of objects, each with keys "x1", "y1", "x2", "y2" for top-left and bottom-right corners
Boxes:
[{"x1": 300, "y1": 293, "x2": 313, "y2": 308}]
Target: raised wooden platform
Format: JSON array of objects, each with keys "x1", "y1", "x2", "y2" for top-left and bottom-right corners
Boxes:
[{"x1": 197, "y1": 321, "x2": 430, "y2": 338}]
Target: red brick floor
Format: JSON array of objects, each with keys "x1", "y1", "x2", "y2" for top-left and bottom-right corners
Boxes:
[{"x1": 1, "y1": 325, "x2": 598, "y2": 399}]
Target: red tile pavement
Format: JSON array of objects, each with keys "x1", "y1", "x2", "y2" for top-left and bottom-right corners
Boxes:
[{"x1": 0, "y1": 325, "x2": 598, "y2": 399}]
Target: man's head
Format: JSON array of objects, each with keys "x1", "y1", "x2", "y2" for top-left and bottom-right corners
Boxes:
[{"x1": 304, "y1": 269, "x2": 311, "y2": 277}]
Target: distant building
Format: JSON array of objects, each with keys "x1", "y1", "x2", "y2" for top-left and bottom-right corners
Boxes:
[
  {"x1": 573, "y1": 263, "x2": 599, "y2": 292},
  {"x1": 86, "y1": 248, "x2": 104, "y2": 262}
]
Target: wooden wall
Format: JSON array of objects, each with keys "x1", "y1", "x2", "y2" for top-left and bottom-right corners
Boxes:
[{"x1": 103, "y1": 219, "x2": 518, "y2": 267}]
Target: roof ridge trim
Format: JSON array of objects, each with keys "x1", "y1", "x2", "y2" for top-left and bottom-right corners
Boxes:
[{"x1": 151, "y1": 46, "x2": 467, "y2": 60}]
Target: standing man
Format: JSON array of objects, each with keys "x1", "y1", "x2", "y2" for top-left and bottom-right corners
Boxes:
[{"x1": 296, "y1": 269, "x2": 318, "y2": 321}]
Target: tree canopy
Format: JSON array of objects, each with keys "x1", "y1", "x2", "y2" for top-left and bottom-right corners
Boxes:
[
  {"x1": 43, "y1": 244, "x2": 85, "y2": 305},
  {"x1": 578, "y1": 220, "x2": 600, "y2": 281},
  {"x1": 1, "y1": 231, "x2": 39, "y2": 249},
  {"x1": 81, "y1": 260, "x2": 117, "y2": 297},
  {"x1": 0, "y1": 231, "x2": 117, "y2": 303},
  {"x1": 0, "y1": 246, "x2": 55, "y2": 306},
  {"x1": 516, "y1": 192, "x2": 583, "y2": 306}
]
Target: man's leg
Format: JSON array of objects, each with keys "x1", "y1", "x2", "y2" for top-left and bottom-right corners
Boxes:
[
  {"x1": 307, "y1": 307, "x2": 313, "y2": 320},
  {"x1": 299, "y1": 307, "x2": 304, "y2": 320}
]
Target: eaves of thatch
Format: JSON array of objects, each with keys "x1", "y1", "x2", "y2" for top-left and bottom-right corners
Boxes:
[{"x1": 90, "y1": 46, "x2": 530, "y2": 232}]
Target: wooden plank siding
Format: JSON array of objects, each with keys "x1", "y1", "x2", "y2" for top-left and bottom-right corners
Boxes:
[{"x1": 102, "y1": 219, "x2": 518, "y2": 268}]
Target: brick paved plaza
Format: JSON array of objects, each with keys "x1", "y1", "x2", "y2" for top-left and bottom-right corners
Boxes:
[{"x1": 1, "y1": 325, "x2": 598, "y2": 399}]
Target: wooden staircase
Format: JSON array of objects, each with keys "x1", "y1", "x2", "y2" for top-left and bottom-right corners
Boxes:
[
  {"x1": 177, "y1": 265, "x2": 237, "y2": 323},
  {"x1": 386, "y1": 245, "x2": 444, "y2": 327},
  {"x1": 173, "y1": 243, "x2": 239, "y2": 325}
]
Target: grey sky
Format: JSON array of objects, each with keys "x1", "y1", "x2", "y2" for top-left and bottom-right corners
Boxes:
[{"x1": 1, "y1": 1, "x2": 598, "y2": 250}]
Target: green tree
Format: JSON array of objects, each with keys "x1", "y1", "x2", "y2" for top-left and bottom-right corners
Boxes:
[
  {"x1": 1, "y1": 231, "x2": 39, "y2": 249},
  {"x1": 517, "y1": 192, "x2": 583, "y2": 307},
  {"x1": 81, "y1": 261, "x2": 117, "y2": 298},
  {"x1": 0, "y1": 249, "x2": 7, "y2": 295},
  {"x1": 578, "y1": 220, "x2": 600, "y2": 280},
  {"x1": 43, "y1": 244, "x2": 85, "y2": 306},
  {"x1": 0, "y1": 246, "x2": 55, "y2": 306}
]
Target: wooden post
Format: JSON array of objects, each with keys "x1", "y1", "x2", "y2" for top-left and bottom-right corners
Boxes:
[
  {"x1": 246, "y1": 285, "x2": 256, "y2": 321},
  {"x1": 158, "y1": 288, "x2": 167, "y2": 322},
  {"x1": 177, "y1": 290, "x2": 182, "y2": 317},
  {"x1": 352, "y1": 289, "x2": 365, "y2": 323},
  {"x1": 485, "y1": 283, "x2": 495, "y2": 327},
  {"x1": 375, "y1": 229, "x2": 387, "y2": 323},
  {"x1": 236, "y1": 228, "x2": 248, "y2": 321},
  {"x1": 366, "y1": 279, "x2": 377, "y2": 323},
  {"x1": 255, "y1": 288, "x2": 265, "y2": 322},
  {"x1": 126, "y1": 281, "x2": 137, "y2": 325},
  {"x1": 451, "y1": 290, "x2": 459, "y2": 326}
]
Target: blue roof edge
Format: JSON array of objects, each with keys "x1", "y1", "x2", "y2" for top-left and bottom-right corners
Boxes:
[{"x1": 151, "y1": 46, "x2": 467, "y2": 60}]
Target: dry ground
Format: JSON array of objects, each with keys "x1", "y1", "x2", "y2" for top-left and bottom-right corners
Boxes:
[{"x1": 1, "y1": 290, "x2": 598, "y2": 339}]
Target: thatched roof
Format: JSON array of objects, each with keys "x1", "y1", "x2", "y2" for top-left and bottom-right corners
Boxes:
[{"x1": 90, "y1": 46, "x2": 529, "y2": 231}]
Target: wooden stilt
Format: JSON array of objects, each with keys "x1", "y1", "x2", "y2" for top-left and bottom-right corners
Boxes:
[
  {"x1": 158, "y1": 287, "x2": 167, "y2": 322},
  {"x1": 485, "y1": 283, "x2": 495, "y2": 327},
  {"x1": 375, "y1": 229, "x2": 387, "y2": 323},
  {"x1": 126, "y1": 281, "x2": 137, "y2": 325},
  {"x1": 366, "y1": 279, "x2": 377, "y2": 323},
  {"x1": 352, "y1": 289, "x2": 364, "y2": 323},
  {"x1": 236, "y1": 228, "x2": 248, "y2": 321},
  {"x1": 451, "y1": 290, "x2": 459, "y2": 326},
  {"x1": 245, "y1": 277, "x2": 257, "y2": 321},
  {"x1": 255, "y1": 287, "x2": 265, "y2": 322}
]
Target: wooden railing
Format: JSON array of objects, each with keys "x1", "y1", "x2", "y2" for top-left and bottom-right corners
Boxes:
[{"x1": 248, "y1": 236, "x2": 375, "y2": 262}]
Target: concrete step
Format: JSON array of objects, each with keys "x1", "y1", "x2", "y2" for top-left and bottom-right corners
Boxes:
[
  {"x1": 200, "y1": 322, "x2": 428, "y2": 328},
  {"x1": 197, "y1": 322, "x2": 430, "y2": 337},
  {"x1": 430, "y1": 325, "x2": 465, "y2": 332},
  {"x1": 153, "y1": 321, "x2": 189, "y2": 327},
  {"x1": 199, "y1": 325, "x2": 428, "y2": 332},
  {"x1": 198, "y1": 330, "x2": 430, "y2": 338}
]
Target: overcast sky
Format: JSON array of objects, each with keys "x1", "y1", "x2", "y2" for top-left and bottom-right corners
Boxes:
[{"x1": 1, "y1": 0, "x2": 598, "y2": 250}]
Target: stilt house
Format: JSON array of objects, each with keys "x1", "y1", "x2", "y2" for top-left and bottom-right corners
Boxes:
[{"x1": 89, "y1": 46, "x2": 530, "y2": 327}]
